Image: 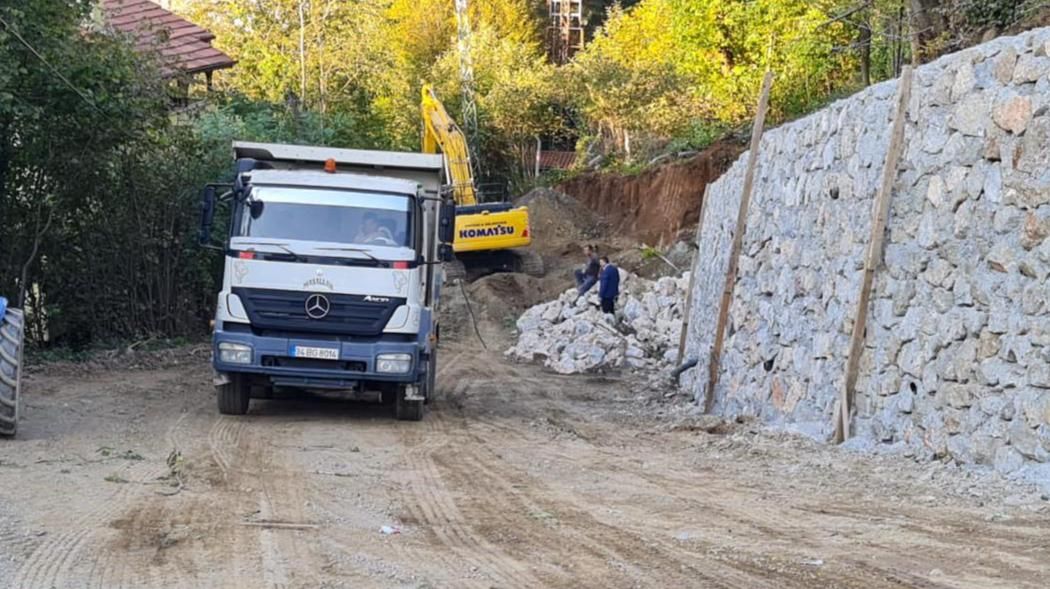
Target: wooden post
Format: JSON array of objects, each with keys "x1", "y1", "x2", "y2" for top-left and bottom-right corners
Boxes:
[
  {"x1": 703, "y1": 71, "x2": 773, "y2": 414},
  {"x1": 676, "y1": 185, "x2": 711, "y2": 364},
  {"x1": 834, "y1": 65, "x2": 913, "y2": 443}
]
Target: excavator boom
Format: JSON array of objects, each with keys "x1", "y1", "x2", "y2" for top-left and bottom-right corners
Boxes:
[
  {"x1": 421, "y1": 85, "x2": 477, "y2": 206},
  {"x1": 421, "y1": 85, "x2": 534, "y2": 257}
]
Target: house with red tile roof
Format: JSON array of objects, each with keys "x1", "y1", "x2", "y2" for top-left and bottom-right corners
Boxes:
[{"x1": 98, "y1": 0, "x2": 234, "y2": 89}]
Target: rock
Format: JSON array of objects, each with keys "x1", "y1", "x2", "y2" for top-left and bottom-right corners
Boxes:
[
  {"x1": 508, "y1": 273, "x2": 687, "y2": 375},
  {"x1": 1012, "y1": 54, "x2": 1050, "y2": 84},
  {"x1": 949, "y1": 91, "x2": 990, "y2": 136},
  {"x1": 926, "y1": 175, "x2": 945, "y2": 208},
  {"x1": 1009, "y1": 419, "x2": 1046, "y2": 461},
  {"x1": 947, "y1": 435, "x2": 975, "y2": 464},
  {"x1": 1022, "y1": 213, "x2": 1050, "y2": 250},
  {"x1": 987, "y1": 241, "x2": 1015, "y2": 272},
  {"x1": 994, "y1": 446, "x2": 1024, "y2": 475},
  {"x1": 992, "y1": 95, "x2": 1033, "y2": 134},
  {"x1": 983, "y1": 163, "x2": 1003, "y2": 203},
  {"x1": 980, "y1": 395, "x2": 1005, "y2": 416},
  {"x1": 994, "y1": 47, "x2": 1018, "y2": 84},
  {"x1": 1021, "y1": 392, "x2": 1050, "y2": 426},
  {"x1": 897, "y1": 388, "x2": 915, "y2": 414},
  {"x1": 952, "y1": 60, "x2": 976, "y2": 101},
  {"x1": 943, "y1": 383, "x2": 976, "y2": 409}
]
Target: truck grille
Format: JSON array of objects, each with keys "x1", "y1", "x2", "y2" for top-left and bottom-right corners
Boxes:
[{"x1": 233, "y1": 288, "x2": 404, "y2": 337}]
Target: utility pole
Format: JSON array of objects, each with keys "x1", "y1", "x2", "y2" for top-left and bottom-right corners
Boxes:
[{"x1": 453, "y1": 0, "x2": 480, "y2": 170}]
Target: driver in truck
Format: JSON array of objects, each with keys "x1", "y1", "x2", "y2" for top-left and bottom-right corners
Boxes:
[{"x1": 355, "y1": 212, "x2": 397, "y2": 246}]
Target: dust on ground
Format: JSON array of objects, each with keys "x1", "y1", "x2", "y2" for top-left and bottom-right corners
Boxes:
[{"x1": 1, "y1": 337, "x2": 1049, "y2": 588}]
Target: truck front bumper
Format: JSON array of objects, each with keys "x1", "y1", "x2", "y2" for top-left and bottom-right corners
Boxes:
[{"x1": 213, "y1": 328, "x2": 423, "y2": 389}]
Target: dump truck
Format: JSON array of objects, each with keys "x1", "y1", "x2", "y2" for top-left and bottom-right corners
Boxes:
[
  {"x1": 0, "y1": 296, "x2": 24, "y2": 437},
  {"x1": 199, "y1": 142, "x2": 454, "y2": 420}
]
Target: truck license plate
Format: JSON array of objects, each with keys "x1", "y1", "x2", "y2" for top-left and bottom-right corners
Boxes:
[{"x1": 292, "y1": 346, "x2": 340, "y2": 360}]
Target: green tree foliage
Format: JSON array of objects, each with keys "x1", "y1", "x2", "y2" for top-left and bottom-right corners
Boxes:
[
  {"x1": 175, "y1": 0, "x2": 552, "y2": 159},
  {"x1": 0, "y1": 0, "x2": 204, "y2": 346},
  {"x1": 428, "y1": 23, "x2": 561, "y2": 181},
  {"x1": 570, "y1": 0, "x2": 857, "y2": 157},
  {"x1": 0, "y1": 1, "x2": 324, "y2": 348}
]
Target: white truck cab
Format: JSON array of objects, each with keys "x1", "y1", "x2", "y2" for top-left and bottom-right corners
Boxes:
[{"x1": 199, "y1": 142, "x2": 454, "y2": 420}]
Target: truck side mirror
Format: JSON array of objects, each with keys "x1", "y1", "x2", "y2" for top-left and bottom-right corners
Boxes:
[
  {"x1": 199, "y1": 185, "x2": 217, "y2": 246},
  {"x1": 438, "y1": 244, "x2": 455, "y2": 263},
  {"x1": 439, "y1": 203, "x2": 456, "y2": 244}
]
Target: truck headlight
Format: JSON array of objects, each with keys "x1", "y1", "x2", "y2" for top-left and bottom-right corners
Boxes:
[
  {"x1": 376, "y1": 353, "x2": 412, "y2": 374},
  {"x1": 218, "y1": 342, "x2": 253, "y2": 364}
]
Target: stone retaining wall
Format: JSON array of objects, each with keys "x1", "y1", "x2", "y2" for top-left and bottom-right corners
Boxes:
[{"x1": 684, "y1": 28, "x2": 1050, "y2": 476}]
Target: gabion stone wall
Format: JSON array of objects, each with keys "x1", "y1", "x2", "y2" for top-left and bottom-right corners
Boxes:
[{"x1": 685, "y1": 28, "x2": 1050, "y2": 475}]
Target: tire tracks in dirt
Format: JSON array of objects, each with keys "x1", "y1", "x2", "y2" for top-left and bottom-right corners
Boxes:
[
  {"x1": 393, "y1": 350, "x2": 545, "y2": 588},
  {"x1": 14, "y1": 460, "x2": 167, "y2": 589}
]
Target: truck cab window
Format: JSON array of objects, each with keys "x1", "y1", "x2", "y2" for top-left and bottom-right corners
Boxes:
[{"x1": 238, "y1": 187, "x2": 414, "y2": 249}]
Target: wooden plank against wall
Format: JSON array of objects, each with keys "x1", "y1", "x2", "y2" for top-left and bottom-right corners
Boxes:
[
  {"x1": 703, "y1": 71, "x2": 774, "y2": 414},
  {"x1": 676, "y1": 184, "x2": 711, "y2": 364},
  {"x1": 834, "y1": 65, "x2": 914, "y2": 443}
]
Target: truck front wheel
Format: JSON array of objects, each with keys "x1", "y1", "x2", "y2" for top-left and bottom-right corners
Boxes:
[
  {"x1": 425, "y1": 348, "x2": 437, "y2": 403},
  {"x1": 396, "y1": 385, "x2": 425, "y2": 421},
  {"x1": 217, "y1": 374, "x2": 251, "y2": 415}
]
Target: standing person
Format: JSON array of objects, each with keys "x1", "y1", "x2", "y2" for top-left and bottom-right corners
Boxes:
[
  {"x1": 598, "y1": 256, "x2": 620, "y2": 314},
  {"x1": 573, "y1": 244, "x2": 600, "y2": 295}
]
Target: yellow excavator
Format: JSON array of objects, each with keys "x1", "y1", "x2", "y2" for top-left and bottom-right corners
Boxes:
[{"x1": 421, "y1": 84, "x2": 543, "y2": 278}]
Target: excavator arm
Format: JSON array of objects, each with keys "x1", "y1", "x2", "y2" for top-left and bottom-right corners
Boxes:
[
  {"x1": 421, "y1": 84, "x2": 477, "y2": 206},
  {"x1": 420, "y1": 85, "x2": 535, "y2": 260}
]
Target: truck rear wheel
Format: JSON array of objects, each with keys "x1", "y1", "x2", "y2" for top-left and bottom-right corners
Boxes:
[
  {"x1": 217, "y1": 374, "x2": 251, "y2": 415},
  {"x1": 396, "y1": 386, "x2": 425, "y2": 421},
  {"x1": 0, "y1": 308, "x2": 24, "y2": 437}
]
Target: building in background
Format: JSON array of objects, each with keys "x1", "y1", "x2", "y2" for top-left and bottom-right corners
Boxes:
[
  {"x1": 98, "y1": 0, "x2": 234, "y2": 97},
  {"x1": 547, "y1": 0, "x2": 584, "y2": 64}
]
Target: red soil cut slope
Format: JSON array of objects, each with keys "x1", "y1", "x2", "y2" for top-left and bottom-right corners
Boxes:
[{"x1": 557, "y1": 139, "x2": 743, "y2": 245}]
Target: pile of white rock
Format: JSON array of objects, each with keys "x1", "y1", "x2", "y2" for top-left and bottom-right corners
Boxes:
[{"x1": 506, "y1": 271, "x2": 690, "y2": 374}]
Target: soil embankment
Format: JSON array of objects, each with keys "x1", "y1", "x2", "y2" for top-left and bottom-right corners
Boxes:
[{"x1": 557, "y1": 140, "x2": 743, "y2": 245}]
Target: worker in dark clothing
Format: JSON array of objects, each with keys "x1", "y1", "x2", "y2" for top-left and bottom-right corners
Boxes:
[
  {"x1": 573, "y1": 244, "x2": 600, "y2": 295},
  {"x1": 597, "y1": 256, "x2": 619, "y2": 314}
]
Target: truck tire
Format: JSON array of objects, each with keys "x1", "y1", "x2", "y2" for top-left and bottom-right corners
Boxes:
[
  {"x1": 425, "y1": 348, "x2": 437, "y2": 403},
  {"x1": 217, "y1": 374, "x2": 251, "y2": 415},
  {"x1": 396, "y1": 386, "x2": 425, "y2": 421},
  {"x1": 0, "y1": 308, "x2": 24, "y2": 437}
]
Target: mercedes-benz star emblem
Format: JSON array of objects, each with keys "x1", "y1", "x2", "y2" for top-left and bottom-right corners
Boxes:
[{"x1": 305, "y1": 294, "x2": 331, "y2": 319}]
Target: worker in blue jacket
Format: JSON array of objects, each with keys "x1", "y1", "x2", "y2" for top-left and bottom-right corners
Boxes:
[{"x1": 597, "y1": 256, "x2": 620, "y2": 314}]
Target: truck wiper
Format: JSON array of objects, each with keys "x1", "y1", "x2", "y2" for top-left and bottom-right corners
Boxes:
[
  {"x1": 236, "y1": 241, "x2": 307, "y2": 262},
  {"x1": 315, "y1": 247, "x2": 381, "y2": 263}
]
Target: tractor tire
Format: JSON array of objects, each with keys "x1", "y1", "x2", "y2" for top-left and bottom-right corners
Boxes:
[
  {"x1": 395, "y1": 386, "x2": 425, "y2": 421},
  {"x1": 217, "y1": 373, "x2": 251, "y2": 415},
  {"x1": 515, "y1": 250, "x2": 545, "y2": 277},
  {"x1": 0, "y1": 308, "x2": 24, "y2": 437}
]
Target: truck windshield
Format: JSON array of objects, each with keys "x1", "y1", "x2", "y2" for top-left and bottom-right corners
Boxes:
[{"x1": 236, "y1": 186, "x2": 413, "y2": 248}]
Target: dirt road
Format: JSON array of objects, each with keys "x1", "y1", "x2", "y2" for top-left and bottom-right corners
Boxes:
[{"x1": 1, "y1": 342, "x2": 1048, "y2": 588}]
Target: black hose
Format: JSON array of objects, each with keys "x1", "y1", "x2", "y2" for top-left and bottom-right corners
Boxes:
[
  {"x1": 671, "y1": 357, "x2": 698, "y2": 383},
  {"x1": 458, "y1": 279, "x2": 488, "y2": 350}
]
